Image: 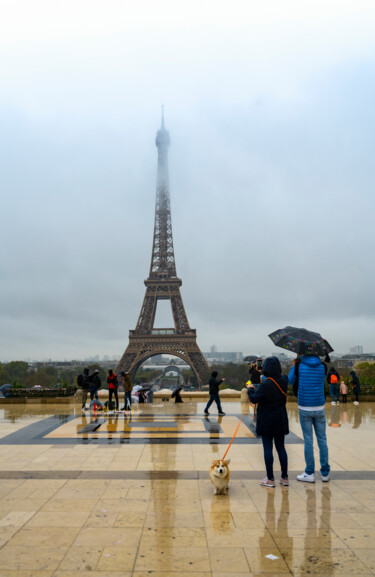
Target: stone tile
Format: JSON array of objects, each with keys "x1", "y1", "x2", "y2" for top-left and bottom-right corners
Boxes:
[
  {"x1": 73, "y1": 526, "x2": 142, "y2": 547},
  {"x1": 115, "y1": 511, "x2": 146, "y2": 527},
  {"x1": 0, "y1": 510, "x2": 36, "y2": 527},
  {"x1": 0, "y1": 545, "x2": 66, "y2": 571},
  {"x1": 140, "y1": 526, "x2": 207, "y2": 547},
  {"x1": 208, "y1": 546, "x2": 250, "y2": 573},
  {"x1": 333, "y1": 528, "x2": 375, "y2": 548},
  {"x1": 134, "y1": 573, "x2": 211, "y2": 577},
  {"x1": 145, "y1": 510, "x2": 205, "y2": 528},
  {"x1": 1, "y1": 570, "x2": 55, "y2": 577},
  {"x1": 41, "y1": 498, "x2": 98, "y2": 512},
  {"x1": 135, "y1": 545, "x2": 210, "y2": 572},
  {"x1": 96, "y1": 546, "x2": 138, "y2": 571},
  {"x1": 57, "y1": 546, "x2": 103, "y2": 571},
  {"x1": 27, "y1": 511, "x2": 89, "y2": 527},
  {"x1": 281, "y1": 547, "x2": 371, "y2": 574},
  {"x1": 206, "y1": 527, "x2": 275, "y2": 548},
  {"x1": 55, "y1": 573, "x2": 130, "y2": 577},
  {"x1": 0, "y1": 526, "x2": 20, "y2": 547},
  {"x1": 84, "y1": 509, "x2": 118, "y2": 527},
  {"x1": 8, "y1": 526, "x2": 79, "y2": 548},
  {"x1": 351, "y1": 548, "x2": 375, "y2": 572}
]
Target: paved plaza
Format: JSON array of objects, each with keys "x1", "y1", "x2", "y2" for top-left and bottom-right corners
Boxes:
[{"x1": 0, "y1": 399, "x2": 374, "y2": 576}]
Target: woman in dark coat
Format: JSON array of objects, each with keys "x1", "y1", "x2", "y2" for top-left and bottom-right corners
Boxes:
[
  {"x1": 350, "y1": 370, "x2": 361, "y2": 405},
  {"x1": 247, "y1": 356, "x2": 289, "y2": 487}
]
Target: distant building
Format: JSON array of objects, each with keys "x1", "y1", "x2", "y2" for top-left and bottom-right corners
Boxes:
[
  {"x1": 203, "y1": 351, "x2": 243, "y2": 364},
  {"x1": 350, "y1": 346, "x2": 363, "y2": 355}
]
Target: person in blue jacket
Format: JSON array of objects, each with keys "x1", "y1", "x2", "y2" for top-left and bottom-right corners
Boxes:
[
  {"x1": 288, "y1": 355, "x2": 330, "y2": 483},
  {"x1": 247, "y1": 356, "x2": 289, "y2": 488}
]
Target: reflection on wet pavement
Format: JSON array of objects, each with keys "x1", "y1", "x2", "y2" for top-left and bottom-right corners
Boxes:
[{"x1": 0, "y1": 401, "x2": 374, "y2": 575}]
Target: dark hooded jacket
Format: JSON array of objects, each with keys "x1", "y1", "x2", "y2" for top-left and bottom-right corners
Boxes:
[
  {"x1": 350, "y1": 371, "x2": 361, "y2": 393},
  {"x1": 247, "y1": 356, "x2": 289, "y2": 437},
  {"x1": 208, "y1": 371, "x2": 223, "y2": 395}
]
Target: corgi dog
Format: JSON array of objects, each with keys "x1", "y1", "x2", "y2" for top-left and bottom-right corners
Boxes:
[{"x1": 210, "y1": 459, "x2": 231, "y2": 495}]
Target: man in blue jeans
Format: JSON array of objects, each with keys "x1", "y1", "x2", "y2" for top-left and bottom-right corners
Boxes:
[{"x1": 288, "y1": 356, "x2": 330, "y2": 482}]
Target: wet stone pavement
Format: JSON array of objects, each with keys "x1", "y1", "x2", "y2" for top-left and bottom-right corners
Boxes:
[{"x1": 0, "y1": 400, "x2": 374, "y2": 576}]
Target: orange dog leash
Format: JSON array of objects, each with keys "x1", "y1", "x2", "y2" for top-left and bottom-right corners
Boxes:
[{"x1": 222, "y1": 415, "x2": 244, "y2": 461}]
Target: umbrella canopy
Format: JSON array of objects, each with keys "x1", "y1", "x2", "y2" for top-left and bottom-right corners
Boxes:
[
  {"x1": 269, "y1": 326, "x2": 333, "y2": 356},
  {"x1": 171, "y1": 386, "x2": 183, "y2": 398}
]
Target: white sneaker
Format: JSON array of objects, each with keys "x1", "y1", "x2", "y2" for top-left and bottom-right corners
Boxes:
[
  {"x1": 353, "y1": 401, "x2": 359, "y2": 405},
  {"x1": 331, "y1": 401, "x2": 336, "y2": 405},
  {"x1": 297, "y1": 472, "x2": 315, "y2": 483},
  {"x1": 322, "y1": 473, "x2": 330, "y2": 482},
  {"x1": 337, "y1": 401, "x2": 340, "y2": 405}
]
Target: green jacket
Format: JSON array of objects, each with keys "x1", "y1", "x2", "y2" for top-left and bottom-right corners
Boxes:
[{"x1": 123, "y1": 374, "x2": 133, "y2": 392}]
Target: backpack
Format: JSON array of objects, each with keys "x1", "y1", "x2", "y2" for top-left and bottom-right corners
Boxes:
[
  {"x1": 77, "y1": 374, "x2": 83, "y2": 387},
  {"x1": 293, "y1": 363, "x2": 300, "y2": 397},
  {"x1": 330, "y1": 374, "x2": 338, "y2": 384}
]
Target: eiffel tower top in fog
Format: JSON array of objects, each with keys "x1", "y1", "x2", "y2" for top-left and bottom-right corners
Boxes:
[{"x1": 149, "y1": 108, "x2": 177, "y2": 279}]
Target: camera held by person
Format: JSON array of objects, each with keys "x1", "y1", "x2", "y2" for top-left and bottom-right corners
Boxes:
[{"x1": 248, "y1": 358, "x2": 262, "y2": 386}]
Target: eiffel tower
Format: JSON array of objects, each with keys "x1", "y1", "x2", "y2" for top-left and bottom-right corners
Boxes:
[{"x1": 117, "y1": 113, "x2": 209, "y2": 387}]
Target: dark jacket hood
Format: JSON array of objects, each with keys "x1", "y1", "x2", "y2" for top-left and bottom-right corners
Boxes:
[{"x1": 262, "y1": 356, "x2": 282, "y2": 377}]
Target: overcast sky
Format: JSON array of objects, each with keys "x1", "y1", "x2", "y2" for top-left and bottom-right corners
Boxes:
[{"x1": 1, "y1": 1, "x2": 375, "y2": 362}]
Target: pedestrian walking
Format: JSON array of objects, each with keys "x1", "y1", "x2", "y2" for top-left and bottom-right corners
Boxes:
[
  {"x1": 204, "y1": 371, "x2": 225, "y2": 416},
  {"x1": 247, "y1": 356, "x2": 289, "y2": 487},
  {"x1": 327, "y1": 366, "x2": 340, "y2": 405},
  {"x1": 350, "y1": 370, "x2": 361, "y2": 405},
  {"x1": 107, "y1": 369, "x2": 119, "y2": 411},
  {"x1": 120, "y1": 371, "x2": 133, "y2": 411},
  {"x1": 288, "y1": 354, "x2": 330, "y2": 483},
  {"x1": 339, "y1": 379, "x2": 348, "y2": 403}
]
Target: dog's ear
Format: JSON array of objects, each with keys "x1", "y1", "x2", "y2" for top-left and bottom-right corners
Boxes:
[{"x1": 224, "y1": 459, "x2": 231, "y2": 465}]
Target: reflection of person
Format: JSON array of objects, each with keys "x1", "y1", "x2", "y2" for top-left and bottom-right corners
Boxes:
[
  {"x1": 120, "y1": 371, "x2": 133, "y2": 411},
  {"x1": 204, "y1": 371, "x2": 225, "y2": 416},
  {"x1": 339, "y1": 380, "x2": 348, "y2": 403},
  {"x1": 288, "y1": 355, "x2": 330, "y2": 483},
  {"x1": 352, "y1": 407, "x2": 362, "y2": 429},
  {"x1": 247, "y1": 356, "x2": 289, "y2": 487},
  {"x1": 350, "y1": 371, "x2": 360, "y2": 405},
  {"x1": 329, "y1": 405, "x2": 341, "y2": 427},
  {"x1": 107, "y1": 369, "x2": 119, "y2": 411}
]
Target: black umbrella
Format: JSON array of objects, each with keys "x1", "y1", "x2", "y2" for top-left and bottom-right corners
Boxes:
[
  {"x1": 269, "y1": 326, "x2": 333, "y2": 356},
  {"x1": 171, "y1": 386, "x2": 183, "y2": 399}
]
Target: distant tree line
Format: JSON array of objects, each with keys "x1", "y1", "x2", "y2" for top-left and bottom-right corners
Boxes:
[{"x1": 1, "y1": 359, "x2": 374, "y2": 394}]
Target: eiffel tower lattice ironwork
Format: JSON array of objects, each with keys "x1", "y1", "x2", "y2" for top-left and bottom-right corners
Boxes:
[{"x1": 117, "y1": 114, "x2": 209, "y2": 387}]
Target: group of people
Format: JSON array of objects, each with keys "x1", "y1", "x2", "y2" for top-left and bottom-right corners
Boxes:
[
  {"x1": 327, "y1": 367, "x2": 361, "y2": 405},
  {"x1": 78, "y1": 368, "x2": 133, "y2": 412},
  {"x1": 205, "y1": 355, "x2": 361, "y2": 488}
]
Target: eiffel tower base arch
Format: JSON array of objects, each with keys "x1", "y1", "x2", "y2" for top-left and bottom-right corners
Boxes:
[{"x1": 116, "y1": 331, "x2": 209, "y2": 388}]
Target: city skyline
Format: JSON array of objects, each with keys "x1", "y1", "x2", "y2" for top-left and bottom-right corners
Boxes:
[{"x1": 1, "y1": 2, "x2": 375, "y2": 361}]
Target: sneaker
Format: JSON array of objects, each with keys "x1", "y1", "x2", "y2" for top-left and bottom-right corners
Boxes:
[
  {"x1": 218, "y1": 412, "x2": 226, "y2": 416},
  {"x1": 322, "y1": 473, "x2": 330, "y2": 482},
  {"x1": 353, "y1": 401, "x2": 359, "y2": 405},
  {"x1": 280, "y1": 477, "x2": 289, "y2": 486},
  {"x1": 331, "y1": 401, "x2": 336, "y2": 405},
  {"x1": 297, "y1": 472, "x2": 315, "y2": 483},
  {"x1": 337, "y1": 401, "x2": 340, "y2": 405},
  {"x1": 260, "y1": 477, "x2": 275, "y2": 487},
  {"x1": 204, "y1": 410, "x2": 210, "y2": 416}
]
